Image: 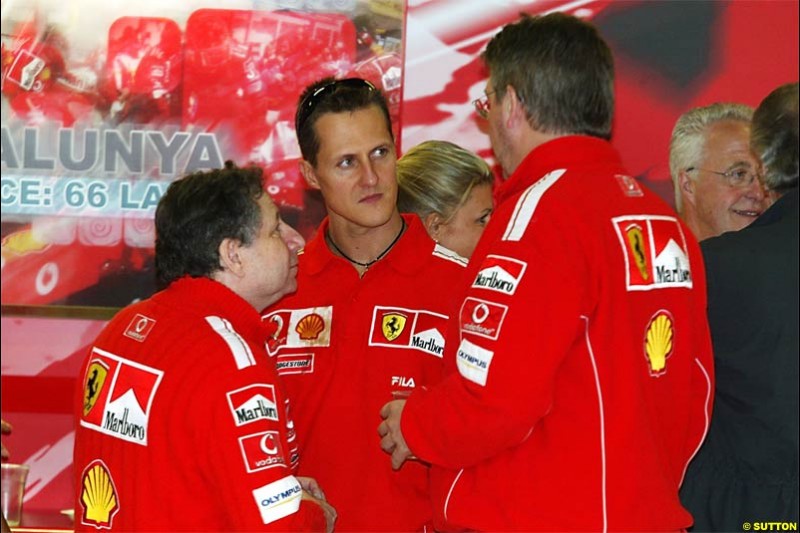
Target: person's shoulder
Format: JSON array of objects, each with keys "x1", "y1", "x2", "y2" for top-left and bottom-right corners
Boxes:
[{"x1": 703, "y1": 199, "x2": 798, "y2": 257}]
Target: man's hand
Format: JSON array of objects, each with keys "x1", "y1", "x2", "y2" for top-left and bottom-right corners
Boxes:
[
  {"x1": 377, "y1": 399, "x2": 414, "y2": 470},
  {"x1": 297, "y1": 476, "x2": 326, "y2": 501},
  {"x1": 299, "y1": 476, "x2": 336, "y2": 533}
]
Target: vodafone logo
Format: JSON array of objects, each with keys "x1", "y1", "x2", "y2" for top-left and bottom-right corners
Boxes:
[
  {"x1": 472, "y1": 303, "x2": 491, "y2": 323},
  {"x1": 260, "y1": 432, "x2": 279, "y2": 454},
  {"x1": 460, "y1": 297, "x2": 508, "y2": 341},
  {"x1": 123, "y1": 314, "x2": 157, "y2": 342},
  {"x1": 35, "y1": 262, "x2": 59, "y2": 295},
  {"x1": 239, "y1": 430, "x2": 286, "y2": 473}
]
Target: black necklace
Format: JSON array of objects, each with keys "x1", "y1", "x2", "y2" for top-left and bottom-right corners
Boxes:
[{"x1": 327, "y1": 220, "x2": 405, "y2": 270}]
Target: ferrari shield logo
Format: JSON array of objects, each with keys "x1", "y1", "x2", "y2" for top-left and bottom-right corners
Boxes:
[
  {"x1": 382, "y1": 313, "x2": 407, "y2": 342},
  {"x1": 83, "y1": 360, "x2": 109, "y2": 416},
  {"x1": 625, "y1": 225, "x2": 649, "y2": 281}
]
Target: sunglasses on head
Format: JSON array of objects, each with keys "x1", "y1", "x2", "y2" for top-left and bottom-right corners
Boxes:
[{"x1": 294, "y1": 78, "x2": 377, "y2": 133}]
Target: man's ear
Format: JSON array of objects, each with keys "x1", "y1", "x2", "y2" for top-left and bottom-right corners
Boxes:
[
  {"x1": 679, "y1": 170, "x2": 696, "y2": 207},
  {"x1": 503, "y1": 85, "x2": 526, "y2": 129},
  {"x1": 218, "y1": 237, "x2": 245, "y2": 277},
  {"x1": 300, "y1": 160, "x2": 320, "y2": 189},
  {"x1": 423, "y1": 212, "x2": 444, "y2": 242}
]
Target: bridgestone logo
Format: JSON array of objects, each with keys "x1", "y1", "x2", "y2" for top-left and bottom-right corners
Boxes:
[{"x1": 277, "y1": 361, "x2": 310, "y2": 370}]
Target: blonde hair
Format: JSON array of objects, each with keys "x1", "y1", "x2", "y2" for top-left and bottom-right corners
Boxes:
[{"x1": 397, "y1": 140, "x2": 493, "y2": 222}]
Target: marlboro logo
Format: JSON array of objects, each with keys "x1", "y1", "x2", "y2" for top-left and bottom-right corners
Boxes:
[{"x1": 471, "y1": 255, "x2": 527, "y2": 295}]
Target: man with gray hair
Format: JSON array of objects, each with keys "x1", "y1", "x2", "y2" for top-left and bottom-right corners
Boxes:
[
  {"x1": 669, "y1": 102, "x2": 769, "y2": 241},
  {"x1": 680, "y1": 82, "x2": 799, "y2": 530},
  {"x1": 379, "y1": 12, "x2": 714, "y2": 531}
]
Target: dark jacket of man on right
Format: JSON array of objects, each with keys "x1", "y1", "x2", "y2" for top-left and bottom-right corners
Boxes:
[{"x1": 680, "y1": 82, "x2": 799, "y2": 531}]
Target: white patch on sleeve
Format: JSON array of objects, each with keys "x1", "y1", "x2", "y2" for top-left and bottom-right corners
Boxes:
[
  {"x1": 206, "y1": 316, "x2": 256, "y2": 369},
  {"x1": 432, "y1": 244, "x2": 468, "y2": 267},
  {"x1": 252, "y1": 475, "x2": 303, "y2": 525},
  {"x1": 502, "y1": 169, "x2": 566, "y2": 242},
  {"x1": 456, "y1": 338, "x2": 494, "y2": 386}
]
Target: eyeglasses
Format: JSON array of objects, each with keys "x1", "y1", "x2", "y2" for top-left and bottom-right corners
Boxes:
[
  {"x1": 294, "y1": 78, "x2": 376, "y2": 133},
  {"x1": 472, "y1": 89, "x2": 495, "y2": 119},
  {"x1": 686, "y1": 166, "x2": 761, "y2": 189}
]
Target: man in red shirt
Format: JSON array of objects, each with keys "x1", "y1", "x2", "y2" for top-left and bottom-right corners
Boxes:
[
  {"x1": 379, "y1": 13, "x2": 715, "y2": 531},
  {"x1": 73, "y1": 164, "x2": 335, "y2": 531},
  {"x1": 262, "y1": 77, "x2": 466, "y2": 531}
]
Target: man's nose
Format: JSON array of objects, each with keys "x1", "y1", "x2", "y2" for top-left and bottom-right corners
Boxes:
[
  {"x1": 282, "y1": 223, "x2": 305, "y2": 252},
  {"x1": 359, "y1": 161, "x2": 380, "y2": 188}
]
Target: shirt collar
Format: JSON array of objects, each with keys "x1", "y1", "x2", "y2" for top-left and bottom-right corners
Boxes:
[
  {"x1": 301, "y1": 213, "x2": 434, "y2": 277},
  {"x1": 158, "y1": 276, "x2": 269, "y2": 344},
  {"x1": 497, "y1": 135, "x2": 621, "y2": 203}
]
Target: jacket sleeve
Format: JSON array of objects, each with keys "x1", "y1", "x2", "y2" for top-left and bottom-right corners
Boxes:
[
  {"x1": 200, "y1": 342, "x2": 327, "y2": 531},
  {"x1": 402, "y1": 212, "x2": 590, "y2": 468}
]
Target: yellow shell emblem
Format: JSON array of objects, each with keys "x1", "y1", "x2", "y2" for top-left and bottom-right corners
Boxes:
[
  {"x1": 382, "y1": 313, "x2": 407, "y2": 342},
  {"x1": 645, "y1": 311, "x2": 674, "y2": 376},
  {"x1": 296, "y1": 313, "x2": 324, "y2": 340},
  {"x1": 625, "y1": 225, "x2": 649, "y2": 280},
  {"x1": 81, "y1": 461, "x2": 119, "y2": 527},
  {"x1": 83, "y1": 361, "x2": 108, "y2": 416}
]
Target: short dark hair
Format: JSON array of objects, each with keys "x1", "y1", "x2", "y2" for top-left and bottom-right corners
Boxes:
[
  {"x1": 751, "y1": 82, "x2": 799, "y2": 193},
  {"x1": 155, "y1": 162, "x2": 264, "y2": 288},
  {"x1": 482, "y1": 12, "x2": 614, "y2": 139},
  {"x1": 295, "y1": 76, "x2": 393, "y2": 167}
]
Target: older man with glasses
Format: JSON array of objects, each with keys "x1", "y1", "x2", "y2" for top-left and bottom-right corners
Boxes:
[
  {"x1": 262, "y1": 76, "x2": 467, "y2": 532},
  {"x1": 670, "y1": 102, "x2": 770, "y2": 241},
  {"x1": 680, "y1": 82, "x2": 799, "y2": 532}
]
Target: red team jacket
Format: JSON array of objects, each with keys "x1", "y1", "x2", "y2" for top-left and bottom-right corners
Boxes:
[
  {"x1": 263, "y1": 214, "x2": 467, "y2": 531},
  {"x1": 73, "y1": 277, "x2": 326, "y2": 531},
  {"x1": 401, "y1": 136, "x2": 715, "y2": 531}
]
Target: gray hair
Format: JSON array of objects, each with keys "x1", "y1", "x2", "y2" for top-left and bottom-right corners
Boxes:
[
  {"x1": 751, "y1": 82, "x2": 799, "y2": 193},
  {"x1": 482, "y1": 12, "x2": 614, "y2": 140},
  {"x1": 397, "y1": 140, "x2": 493, "y2": 222},
  {"x1": 669, "y1": 102, "x2": 754, "y2": 211}
]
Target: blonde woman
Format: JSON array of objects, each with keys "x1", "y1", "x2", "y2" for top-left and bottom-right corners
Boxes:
[{"x1": 397, "y1": 140, "x2": 495, "y2": 259}]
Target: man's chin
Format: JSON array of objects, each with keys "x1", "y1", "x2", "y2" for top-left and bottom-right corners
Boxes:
[{"x1": 283, "y1": 280, "x2": 299, "y2": 297}]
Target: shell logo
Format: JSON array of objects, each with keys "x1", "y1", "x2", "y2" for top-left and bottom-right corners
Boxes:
[
  {"x1": 644, "y1": 310, "x2": 674, "y2": 377},
  {"x1": 80, "y1": 460, "x2": 120, "y2": 528},
  {"x1": 295, "y1": 313, "x2": 324, "y2": 340}
]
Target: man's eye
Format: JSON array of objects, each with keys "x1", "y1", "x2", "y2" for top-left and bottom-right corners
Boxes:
[
  {"x1": 729, "y1": 169, "x2": 751, "y2": 183},
  {"x1": 338, "y1": 158, "x2": 355, "y2": 169}
]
